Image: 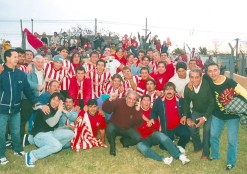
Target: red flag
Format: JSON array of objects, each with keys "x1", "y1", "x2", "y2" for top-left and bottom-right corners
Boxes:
[{"x1": 23, "y1": 28, "x2": 43, "y2": 53}]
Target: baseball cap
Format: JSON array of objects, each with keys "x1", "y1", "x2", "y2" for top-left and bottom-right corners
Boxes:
[{"x1": 53, "y1": 55, "x2": 63, "y2": 63}]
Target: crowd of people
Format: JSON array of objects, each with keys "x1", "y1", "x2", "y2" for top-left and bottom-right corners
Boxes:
[{"x1": 0, "y1": 31, "x2": 246, "y2": 171}]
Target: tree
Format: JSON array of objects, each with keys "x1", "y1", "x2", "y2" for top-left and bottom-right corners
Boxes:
[{"x1": 199, "y1": 47, "x2": 207, "y2": 55}]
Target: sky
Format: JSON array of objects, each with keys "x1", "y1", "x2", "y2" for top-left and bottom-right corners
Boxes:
[{"x1": 1, "y1": 0, "x2": 247, "y2": 52}]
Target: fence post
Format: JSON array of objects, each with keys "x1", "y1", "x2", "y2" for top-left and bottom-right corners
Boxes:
[{"x1": 228, "y1": 43, "x2": 235, "y2": 79}]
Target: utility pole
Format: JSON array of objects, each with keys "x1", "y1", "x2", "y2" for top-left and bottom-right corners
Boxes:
[
  {"x1": 20, "y1": 19, "x2": 24, "y2": 49},
  {"x1": 95, "y1": 18, "x2": 97, "y2": 36},
  {"x1": 142, "y1": 17, "x2": 150, "y2": 37},
  {"x1": 31, "y1": 18, "x2": 33, "y2": 34},
  {"x1": 235, "y1": 38, "x2": 240, "y2": 74},
  {"x1": 228, "y1": 43, "x2": 235, "y2": 79},
  {"x1": 145, "y1": 17, "x2": 147, "y2": 37}
]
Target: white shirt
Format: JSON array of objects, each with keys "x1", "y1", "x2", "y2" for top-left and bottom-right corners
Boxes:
[
  {"x1": 193, "y1": 80, "x2": 202, "y2": 94},
  {"x1": 35, "y1": 68, "x2": 45, "y2": 95},
  {"x1": 169, "y1": 73, "x2": 190, "y2": 98},
  {"x1": 105, "y1": 59, "x2": 121, "y2": 76}
]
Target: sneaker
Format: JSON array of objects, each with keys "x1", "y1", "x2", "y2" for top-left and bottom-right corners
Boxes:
[
  {"x1": 179, "y1": 154, "x2": 190, "y2": 165},
  {"x1": 0, "y1": 157, "x2": 9, "y2": 165},
  {"x1": 177, "y1": 146, "x2": 185, "y2": 155},
  {"x1": 14, "y1": 151, "x2": 25, "y2": 157},
  {"x1": 163, "y1": 157, "x2": 173, "y2": 166},
  {"x1": 209, "y1": 157, "x2": 217, "y2": 161},
  {"x1": 5, "y1": 140, "x2": 12, "y2": 149},
  {"x1": 22, "y1": 134, "x2": 30, "y2": 147},
  {"x1": 25, "y1": 152, "x2": 35, "y2": 167},
  {"x1": 226, "y1": 164, "x2": 234, "y2": 171}
]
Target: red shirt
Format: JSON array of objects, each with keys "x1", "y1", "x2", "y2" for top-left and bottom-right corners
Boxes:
[
  {"x1": 165, "y1": 97, "x2": 180, "y2": 130},
  {"x1": 150, "y1": 63, "x2": 175, "y2": 91},
  {"x1": 135, "y1": 108, "x2": 160, "y2": 139},
  {"x1": 77, "y1": 110, "x2": 107, "y2": 138},
  {"x1": 131, "y1": 39, "x2": 138, "y2": 49}
]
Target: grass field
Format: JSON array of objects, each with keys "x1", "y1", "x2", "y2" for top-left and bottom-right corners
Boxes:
[{"x1": 1, "y1": 125, "x2": 247, "y2": 174}]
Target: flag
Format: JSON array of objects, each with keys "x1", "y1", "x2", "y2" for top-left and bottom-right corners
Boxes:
[
  {"x1": 23, "y1": 28, "x2": 43, "y2": 54},
  {"x1": 71, "y1": 113, "x2": 103, "y2": 151}
]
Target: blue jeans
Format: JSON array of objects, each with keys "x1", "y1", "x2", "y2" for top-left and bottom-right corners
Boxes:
[
  {"x1": 188, "y1": 111, "x2": 212, "y2": 156},
  {"x1": 30, "y1": 129, "x2": 74, "y2": 161},
  {"x1": 137, "y1": 131, "x2": 180, "y2": 161},
  {"x1": 0, "y1": 112, "x2": 23, "y2": 158},
  {"x1": 210, "y1": 116, "x2": 239, "y2": 166}
]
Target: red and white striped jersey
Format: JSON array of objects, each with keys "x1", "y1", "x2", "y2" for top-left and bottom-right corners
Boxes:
[
  {"x1": 61, "y1": 59, "x2": 74, "y2": 90},
  {"x1": 18, "y1": 65, "x2": 27, "y2": 72},
  {"x1": 134, "y1": 75, "x2": 146, "y2": 96},
  {"x1": 83, "y1": 63, "x2": 96, "y2": 73},
  {"x1": 44, "y1": 62, "x2": 70, "y2": 91},
  {"x1": 89, "y1": 70, "x2": 111, "y2": 99},
  {"x1": 122, "y1": 75, "x2": 140, "y2": 92},
  {"x1": 151, "y1": 61, "x2": 158, "y2": 71},
  {"x1": 104, "y1": 83, "x2": 126, "y2": 98}
]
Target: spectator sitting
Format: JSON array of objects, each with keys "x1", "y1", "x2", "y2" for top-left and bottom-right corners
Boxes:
[{"x1": 25, "y1": 92, "x2": 74, "y2": 167}]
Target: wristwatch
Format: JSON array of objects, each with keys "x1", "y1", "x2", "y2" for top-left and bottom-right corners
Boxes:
[{"x1": 202, "y1": 116, "x2": 207, "y2": 122}]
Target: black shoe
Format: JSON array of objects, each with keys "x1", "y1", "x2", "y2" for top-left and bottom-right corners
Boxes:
[
  {"x1": 226, "y1": 164, "x2": 234, "y2": 171},
  {"x1": 22, "y1": 134, "x2": 30, "y2": 147}
]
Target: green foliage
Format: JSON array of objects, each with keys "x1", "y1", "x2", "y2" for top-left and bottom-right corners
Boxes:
[
  {"x1": 173, "y1": 48, "x2": 183, "y2": 55},
  {"x1": 199, "y1": 47, "x2": 207, "y2": 55}
]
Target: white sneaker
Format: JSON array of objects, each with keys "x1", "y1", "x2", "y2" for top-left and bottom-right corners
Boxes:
[
  {"x1": 177, "y1": 146, "x2": 185, "y2": 155},
  {"x1": 163, "y1": 157, "x2": 173, "y2": 165},
  {"x1": 179, "y1": 154, "x2": 190, "y2": 165},
  {"x1": 14, "y1": 151, "x2": 25, "y2": 157},
  {"x1": 0, "y1": 157, "x2": 9, "y2": 165}
]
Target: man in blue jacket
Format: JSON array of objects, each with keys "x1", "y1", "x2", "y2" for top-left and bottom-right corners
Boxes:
[
  {"x1": 149, "y1": 82, "x2": 190, "y2": 152},
  {"x1": 0, "y1": 49, "x2": 37, "y2": 165}
]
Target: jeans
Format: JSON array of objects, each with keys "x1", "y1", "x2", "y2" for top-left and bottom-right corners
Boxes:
[
  {"x1": 188, "y1": 111, "x2": 212, "y2": 156},
  {"x1": 106, "y1": 122, "x2": 142, "y2": 150},
  {"x1": 166, "y1": 124, "x2": 190, "y2": 148},
  {"x1": 0, "y1": 112, "x2": 23, "y2": 158},
  {"x1": 137, "y1": 131, "x2": 180, "y2": 161},
  {"x1": 210, "y1": 116, "x2": 239, "y2": 166},
  {"x1": 31, "y1": 129, "x2": 74, "y2": 161}
]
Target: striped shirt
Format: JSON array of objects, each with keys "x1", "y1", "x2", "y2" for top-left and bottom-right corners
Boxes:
[
  {"x1": 123, "y1": 75, "x2": 140, "y2": 92},
  {"x1": 44, "y1": 62, "x2": 70, "y2": 91},
  {"x1": 89, "y1": 70, "x2": 111, "y2": 99},
  {"x1": 83, "y1": 63, "x2": 96, "y2": 73},
  {"x1": 104, "y1": 83, "x2": 126, "y2": 98},
  {"x1": 62, "y1": 59, "x2": 74, "y2": 90},
  {"x1": 18, "y1": 64, "x2": 27, "y2": 72}
]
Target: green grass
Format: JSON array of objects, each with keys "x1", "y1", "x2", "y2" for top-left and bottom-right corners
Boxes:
[{"x1": 1, "y1": 125, "x2": 247, "y2": 174}]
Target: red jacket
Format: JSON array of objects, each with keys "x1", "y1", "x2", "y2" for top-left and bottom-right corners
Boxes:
[
  {"x1": 69, "y1": 76, "x2": 92, "y2": 106},
  {"x1": 150, "y1": 63, "x2": 175, "y2": 91}
]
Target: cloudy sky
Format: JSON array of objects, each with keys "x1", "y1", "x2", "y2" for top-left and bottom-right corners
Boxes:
[{"x1": 1, "y1": 0, "x2": 246, "y2": 52}]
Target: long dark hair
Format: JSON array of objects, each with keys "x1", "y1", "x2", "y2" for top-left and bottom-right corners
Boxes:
[{"x1": 48, "y1": 92, "x2": 64, "y2": 105}]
